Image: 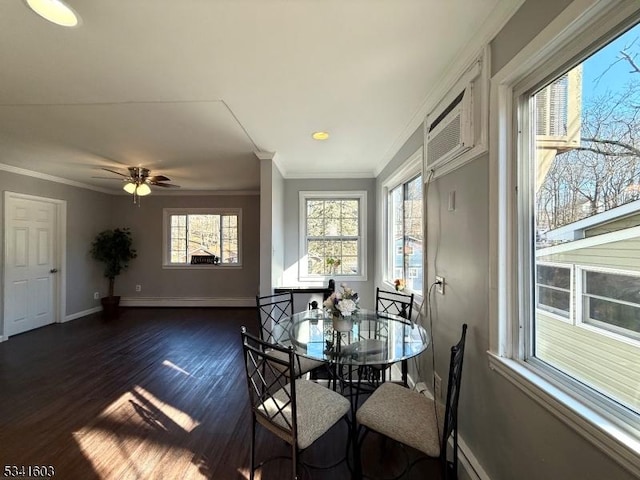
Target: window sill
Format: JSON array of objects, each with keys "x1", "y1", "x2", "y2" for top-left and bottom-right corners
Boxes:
[
  {"x1": 299, "y1": 275, "x2": 367, "y2": 283},
  {"x1": 162, "y1": 264, "x2": 243, "y2": 270},
  {"x1": 487, "y1": 352, "x2": 640, "y2": 476}
]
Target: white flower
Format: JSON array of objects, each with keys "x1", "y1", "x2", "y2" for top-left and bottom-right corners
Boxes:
[
  {"x1": 323, "y1": 293, "x2": 336, "y2": 310},
  {"x1": 337, "y1": 298, "x2": 357, "y2": 316}
]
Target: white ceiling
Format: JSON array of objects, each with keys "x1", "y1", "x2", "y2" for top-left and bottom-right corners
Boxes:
[{"x1": 0, "y1": 0, "x2": 520, "y2": 194}]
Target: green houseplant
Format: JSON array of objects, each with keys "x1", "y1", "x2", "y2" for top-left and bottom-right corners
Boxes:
[{"x1": 91, "y1": 227, "x2": 137, "y2": 317}]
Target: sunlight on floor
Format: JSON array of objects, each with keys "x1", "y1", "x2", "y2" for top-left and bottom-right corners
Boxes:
[
  {"x1": 73, "y1": 385, "x2": 203, "y2": 478},
  {"x1": 237, "y1": 467, "x2": 253, "y2": 479},
  {"x1": 162, "y1": 359, "x2": 195, "y2": 377}
]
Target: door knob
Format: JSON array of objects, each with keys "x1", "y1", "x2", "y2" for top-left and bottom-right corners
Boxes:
[{"x1": 50, "y1": 268, "x2": 58, "y2": 273}]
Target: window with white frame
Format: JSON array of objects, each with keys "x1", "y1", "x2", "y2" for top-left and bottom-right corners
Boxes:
[
  {"x1": 299, "y1": 191, "x2": 366, "y2": 280},
  {"x1": 578, "y1": 266, "x2": 640, "y2": 337},
  {"x1": 499, "y1": 5, "x2": 640, "y2": 441},
  {"x1": 535, "y1": 263, "x2": 571, "y2": 319},
  {"x1": 163, "y1": 208, "x2": 241, "y2": 267},
  {"x1": 389, "y1": 176, "x2": 423, "y2": 293},
  {"x1": 384, "y1": 148, "x2": 423, "y2": 295}
]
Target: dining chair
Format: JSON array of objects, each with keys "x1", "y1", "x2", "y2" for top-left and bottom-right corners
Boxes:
[
  {"x1": 376, "y1": 287, "x2": 415, "y2": 320},
  {"x1": 356, "y1": 324, "x2": 468, "y2": 480},
  {"x1": 256, "y1": 292, "x2": 326, "y2": 378},
  {"x1": 241, "y1": 327, "x2": 351, "y2": 480},
  {"x1": 365, "y1": 287, "x2": 415, "y2": 385}
]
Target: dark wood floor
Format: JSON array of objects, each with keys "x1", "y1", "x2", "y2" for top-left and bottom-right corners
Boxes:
[{"x1": 0, "y1": 308, "x2": 441, "y2": 479}]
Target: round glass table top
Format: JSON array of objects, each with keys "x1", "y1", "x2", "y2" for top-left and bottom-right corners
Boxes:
[{"x1": 274, "y1": 308, "x2": 430, "y2": 366}]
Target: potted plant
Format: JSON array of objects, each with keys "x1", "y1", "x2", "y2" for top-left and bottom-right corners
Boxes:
[{"x1": 90, "y1": 227, "x2": 137, "y2": 318}]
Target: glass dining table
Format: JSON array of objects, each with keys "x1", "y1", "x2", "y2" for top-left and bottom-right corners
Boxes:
[
  {"x1": 274, "y1": 308, "x2": 429, "y2": 479},
  {"x1": 273, "y1": 308, "x2": 430, "y2": 386}
]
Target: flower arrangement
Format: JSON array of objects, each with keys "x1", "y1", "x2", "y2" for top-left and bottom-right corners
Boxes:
[
  {"x1": 323, "y1": 283, "x2": 359, "y2": 317},
  {"x1": 394, "y1": 279, "x2": 406, "y2": 291}
]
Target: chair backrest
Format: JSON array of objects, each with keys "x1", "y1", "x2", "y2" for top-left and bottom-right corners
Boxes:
[
  {"x1": 256, "y1": 292, "x2": 294, "y2": 344},
  {"x1": 241, "y1": 326, "x2": 298, "y2": 445},
  {"x1": 441, "y1": 323, "x2": 468, "y2": 475},
  {"x1": 376, "y1": 287, "x2": 414, "y2": 319}
]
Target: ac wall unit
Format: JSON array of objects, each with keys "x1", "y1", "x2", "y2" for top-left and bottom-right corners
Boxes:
[{"x1": 425, "y1": 83, "x2": 474, "y2": 169}]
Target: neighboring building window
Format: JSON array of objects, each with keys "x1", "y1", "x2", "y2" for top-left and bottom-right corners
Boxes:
[
  {"x1": 579, "y1": 267, "x2": 640, "y2": 337},
  {"x1": 163, "y1": 208, "x2": 241, "y2": 267},
  {"x1": 299, "y1": 191, "x2": 366, "y2": 280},
  {"x1": 536, "y1": 263, "x2": 571, "y2": 319},
  {"x1": 389, "y1": 175, "x2": 423, "y2": 294}
]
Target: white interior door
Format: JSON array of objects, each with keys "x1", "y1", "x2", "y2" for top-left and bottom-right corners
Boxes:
[{"x1": 4, "y1": 194, "x2": 59, "y2": 337}]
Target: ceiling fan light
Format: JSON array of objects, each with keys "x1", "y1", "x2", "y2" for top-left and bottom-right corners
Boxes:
[
  {"x1": 25, "y1": 0, "x2": 80, "y2": 27},
  {"x1": 136, "y1": 183, "x2": 151, "y2": 196},
  {"x1": 123, "y1": 182, "x2": 137, "y2": 194}
]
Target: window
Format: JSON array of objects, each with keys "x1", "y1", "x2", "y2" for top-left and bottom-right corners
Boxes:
[
  {"x1": 492, "y1": 1, "x2": 640, "y2": 469},
  {"x1": 526, "y1": 19, "x2": 640, "y2": 417},
  {"x1": 383, "y1": 148, "x2": 423, "y2": 295},
  {"x1": 299, "y1": 191, "x2": 366, "y2": 280},
  {"x1": 535, "y1": 263, "x2": 571, "y2": 319},
  {"x1": 163, "y1": 208, "x2": 241, "y2": 267},
  {"x1": 389, "y1": 175, "x2": 423, "y2": 293},
  {"x1": 579, "y1": 267, "x2": 640, "y2": 337}
]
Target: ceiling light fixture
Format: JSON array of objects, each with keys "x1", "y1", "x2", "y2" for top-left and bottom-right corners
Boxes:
[
  {"x1": 123, "y1": 181, "x2": 151, "y2": 205},
  {"x1": 312, "y1": 131, "x2": 330, "y2": 141},
  {"x1": 25, "y1": 0, "x2": 80, "y2": 27},
  {"x1": 123, "y1": 182, "x2": 137, "y2": 194}
]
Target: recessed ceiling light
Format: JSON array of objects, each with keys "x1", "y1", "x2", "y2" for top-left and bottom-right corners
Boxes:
[
  {"x1": 25, "y1": 0, "x2": 80, "y2": 27},
  {"x1": 312, "y1": 131, "x2": 330, "y2": 141}
]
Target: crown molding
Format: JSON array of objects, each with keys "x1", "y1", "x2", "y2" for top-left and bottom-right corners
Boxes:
[
  {"x1": 0, "y1": 162, "x2": 113, "y2": 194},
  {"x1": 373, "y1": 0, "x2": 525, "y2": 177}
]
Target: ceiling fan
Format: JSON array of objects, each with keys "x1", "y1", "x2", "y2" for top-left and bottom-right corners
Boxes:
[{"x1": 95, "y1": 166, "x2": 179, "y2": 203}]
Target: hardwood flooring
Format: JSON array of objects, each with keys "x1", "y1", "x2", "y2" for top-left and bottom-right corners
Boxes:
[{"x1": 0, "y1": 308, "x2": 441, "y2": 479}]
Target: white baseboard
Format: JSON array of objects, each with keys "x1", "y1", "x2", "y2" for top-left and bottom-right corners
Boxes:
[
  {"x1": 120, "y1": 296, "x2": 255, "y2": 307},
  {"x1": 63, "y1": 306, "x2": 102, "y2": 323},
  {"x1": 0, "y1": 335, "x2": 5, "y2": 343},
  {"x1": 457, "y1": 435, "x2": 491, "y2": 480}
]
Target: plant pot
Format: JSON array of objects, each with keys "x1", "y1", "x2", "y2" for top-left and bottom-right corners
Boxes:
[
  {"x1": 101, "y1": 295, "x2": 121, "y2": 320},
  {"x1": 332, "y1": 315, "x2": 353, "y2": 332}
]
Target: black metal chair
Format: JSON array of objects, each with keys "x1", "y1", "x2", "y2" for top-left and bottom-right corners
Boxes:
[
  {"x1": 241, "y1": 327, "x2": 351, "y2": 480},
  {"x1": 356, "y1": 324, "x2": 468, "y2": 480},
  {"x1": 376, "y1": 287, "x2": 414, "y2": 320},
  {"x1": 256, "y1": 292, "x2": 326, "y2": 378},
  {"x1": 363, "y1": 287, "x2": 415, "y2": 385}
]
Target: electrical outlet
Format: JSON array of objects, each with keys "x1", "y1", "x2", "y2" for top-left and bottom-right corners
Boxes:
[
  {"x1": 93, "y1": 292, "x2": 99, "y2": 300},
  {"x1": 435, "y1": 276, "x2": 445, "y2": 295},
  {"x1": 434, "y1": 373, "x2": 442, "y2": 399},
  {"x1": 135, "y1": 284, "x2": 142, "y2": 292}
]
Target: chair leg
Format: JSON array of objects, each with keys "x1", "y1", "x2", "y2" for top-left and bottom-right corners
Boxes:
[
  {"x1": 250, "y1": 418, "x2": 256, "y2": 480},
  {"x1": 292, "y1": 443, "x2": 298, "y2": 480}
]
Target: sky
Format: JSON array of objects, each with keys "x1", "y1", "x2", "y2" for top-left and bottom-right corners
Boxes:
[{"x1": 581, "y1": 23, "x2": 639, "y2": 102}]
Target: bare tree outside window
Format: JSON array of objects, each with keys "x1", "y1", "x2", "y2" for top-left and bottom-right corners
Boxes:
[
  {"x1": 536, "y1": 33, "x2": 640, "y2": 237},
  {"x1": 305, "y1": 197, "x2": 361, "y2": 276}
]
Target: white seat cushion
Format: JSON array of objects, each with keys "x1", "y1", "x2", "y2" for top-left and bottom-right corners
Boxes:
[
  {"x1": 356, "y1": 382, "x2": 443, "y2": 456},
  {"x1": 258, "y1": 379, "x2": 351, "y2": 450}
]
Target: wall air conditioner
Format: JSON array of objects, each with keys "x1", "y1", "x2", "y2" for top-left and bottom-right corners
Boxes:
[
  {"x1": 425, "y1": 85, "x2": 474, "y2": 169},
  {"x1": 423, "y1": 49, "x2": 488, "y2": 177}
]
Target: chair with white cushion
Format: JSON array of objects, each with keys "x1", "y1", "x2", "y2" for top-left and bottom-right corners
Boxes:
[
  {"x1": 256, "y1": 292, "x2": 326, "y2": 377},
  {"x1": 359, "y1": 287, "x2": 415, "y2": 386},
  {"x1": 241, "y1": 327, "x2": 351, "y2": 480},
  {"x1": 356, "y1": 324, "x2": 467, "y2": 480}
]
